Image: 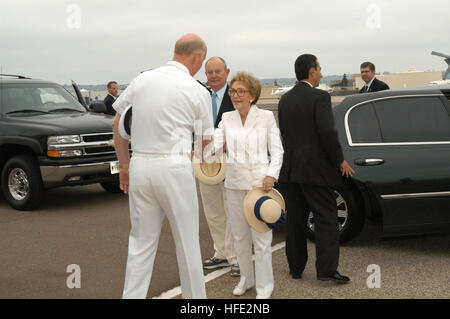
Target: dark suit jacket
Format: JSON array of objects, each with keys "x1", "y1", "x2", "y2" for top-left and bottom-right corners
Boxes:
[
  {"x1": 278, "y1": 81, "x2": 344, "y2": 188},
  {"x1": 103, "y1": 94, "x2": 117, "y2": 116},
  {"x1": 214, "y1": 84, "x2": 234, "y2": 128},
  {"x1": 359, "y1": 77, "x2": 390, "y2": 93}
]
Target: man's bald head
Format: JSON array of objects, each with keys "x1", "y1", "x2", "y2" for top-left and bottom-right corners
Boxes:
[
  {"x1": 174, "y1": 33, "x2": 206, "y2": 57},
  {"x1": 173, "y1": 33, "x2": 207, "y2": 76}
]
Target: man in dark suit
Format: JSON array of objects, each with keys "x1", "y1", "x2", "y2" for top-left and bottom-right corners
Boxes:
[
  {"x1": 200, "y1": 56, "x2": 239, "y2": 276},
  {"x1": 359, "y1": 62, "x2": 390, "y2": 93},
  {"x1": 278, "y1": 54, "x2": 354, "y2": 283},
  {"x1": 206, "y1": 57, "x2": 235, "y2": 127},
  {"x1": 104, "y1": 81, "x2": 119, "y2": 115}
]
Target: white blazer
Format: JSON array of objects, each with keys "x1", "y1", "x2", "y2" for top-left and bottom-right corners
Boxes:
[{"x1": 214, "y1": 105, "x2": 284, "y2": 190}]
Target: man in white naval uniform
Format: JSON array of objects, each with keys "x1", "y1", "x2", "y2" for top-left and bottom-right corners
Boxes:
[{"x1": 112, "y1": 33, "x2": 213, "y2": 299}]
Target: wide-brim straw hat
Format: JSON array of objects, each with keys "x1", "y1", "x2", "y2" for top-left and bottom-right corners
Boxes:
[
  {"x1": 243, "y1": 187, "x2": 286, "y2": 232},
  {"x1": 192, "y1": 154, "x2": 226, "y2": 185},
  {"x1": 118, "y1": 105, "x2": 132, "y2": 140}
]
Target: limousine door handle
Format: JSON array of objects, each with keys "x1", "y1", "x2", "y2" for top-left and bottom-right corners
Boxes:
[{"x1": 354, "y1": 158, "x2": 385, "y2": 166}]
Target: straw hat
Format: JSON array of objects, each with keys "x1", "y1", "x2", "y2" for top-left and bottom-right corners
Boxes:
[
  {"x1": 192, "y1": 154, "x2": 226, "y2": 185},
  {"x1": 118, "y1": 105, "x2": 132, "y2": 140},
  {"x1": 243, "y1": 187, "x2": 286, "y2": 232}
]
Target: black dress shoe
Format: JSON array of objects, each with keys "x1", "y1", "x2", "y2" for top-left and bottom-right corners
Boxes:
[
  {"x1": 317, "y1": 271, "x2": 350, "y2": 284},
  {"x1": 289, "y1": 271, "x2": 302, "y2": 279}
]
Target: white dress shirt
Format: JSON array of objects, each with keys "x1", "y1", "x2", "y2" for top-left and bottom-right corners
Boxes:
[
  {"x1": 301, "y1": 80, "x2": 313, "y2": 87},
  {"x1": 107, "y1": 93, "x2": 117, "y2": 100},
  {"x1": 363, "y1": 77, "x2": 376, "y2": 91},
  {"x1": 113, "y1": 61, "x2": 213, "y2": 155}
]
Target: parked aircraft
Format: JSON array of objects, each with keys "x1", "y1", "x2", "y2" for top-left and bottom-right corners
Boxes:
[
  {"x1": 431, "y1": 51, "x2": 450, "y2": 80},
  {"x1": 271, "y1": 83, "x2": 333, "y2": 96}
]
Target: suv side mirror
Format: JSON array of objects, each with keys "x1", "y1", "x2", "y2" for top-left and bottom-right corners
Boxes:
[{"x1": 90, "y1": 102, "x2": 106, "y2": 113}]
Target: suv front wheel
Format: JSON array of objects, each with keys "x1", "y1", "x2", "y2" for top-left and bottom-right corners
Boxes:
[{"x1": 1, "y1": 155, "x2": 45, "y2": 210}]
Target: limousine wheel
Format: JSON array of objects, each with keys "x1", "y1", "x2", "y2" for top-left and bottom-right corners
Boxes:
[
  {"x1": 306, "y1": 185, "x2": 365, "y2": 244},
  {"x1": 1, "y1": 155, "x2": 45, "y2": 210}
]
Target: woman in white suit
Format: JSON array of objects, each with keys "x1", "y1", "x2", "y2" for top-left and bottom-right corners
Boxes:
[{"x1": 214, "y1": 72, "x2": 284, "y2": 299}]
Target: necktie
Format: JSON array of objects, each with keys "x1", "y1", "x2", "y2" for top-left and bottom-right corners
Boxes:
[
  {"x1": 361, "y1": 85, "x2": 368, "y2": 93},
  {"x1": 212, "y1": 92, "x2": 218, "y2": 126}
]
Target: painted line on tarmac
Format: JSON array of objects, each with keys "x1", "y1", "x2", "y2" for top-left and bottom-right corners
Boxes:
[{"x1": 154, "y1": 241, "x2": 286, "y2": 299}]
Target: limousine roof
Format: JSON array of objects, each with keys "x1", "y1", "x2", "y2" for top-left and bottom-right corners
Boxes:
[{"x1": 338, "y1": 84, "x2": 450, "y2": 108}]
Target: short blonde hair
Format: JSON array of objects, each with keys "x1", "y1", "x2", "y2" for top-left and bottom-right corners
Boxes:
[{"x1": 230, "y1": 72, "x2": 261, "y2": 105}]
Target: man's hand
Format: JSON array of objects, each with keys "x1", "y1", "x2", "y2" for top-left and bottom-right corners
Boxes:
[
  {"x1": 263, "y1": 176, "x2": 275, "y2": 192},
  {"x1": 120, "y1": 168, "x2": 129, "y2": 195},
  {"x1": 340, "y1": 160, "x2": 355, "y2": 178},
  {"x1": 113, "y1": 113, "x2": 131, "y2": 194}
]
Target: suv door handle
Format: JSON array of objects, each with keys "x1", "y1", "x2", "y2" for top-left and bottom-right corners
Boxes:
[{"x1": 354, "y1": 158, "x2": 385, "y2": 166}]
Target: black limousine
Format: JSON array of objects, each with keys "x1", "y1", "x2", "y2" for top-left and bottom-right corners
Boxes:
[{"x1": 306, "y1": 84, "x2": 450, "y2": 243}]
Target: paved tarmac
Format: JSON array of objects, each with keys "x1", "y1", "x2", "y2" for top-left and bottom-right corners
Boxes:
[{"x1": 0, "y1": 183, "x2": 448, "y2": 299}]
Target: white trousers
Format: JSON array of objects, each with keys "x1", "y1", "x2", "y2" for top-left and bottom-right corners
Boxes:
[
  {"x1": 122, "y1": 154, "x2": 206, "y2": 299},
  {"x1": 199, "y1": 182, "x2": 237, "y2": 264},
  {"x1": 226, "y1": 188, "x2": 274, "y2": 296}
]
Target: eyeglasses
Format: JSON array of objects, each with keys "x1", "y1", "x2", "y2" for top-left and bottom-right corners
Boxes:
[{"x1": 228, "y1": 89, "x2": 248, "y2": 97}]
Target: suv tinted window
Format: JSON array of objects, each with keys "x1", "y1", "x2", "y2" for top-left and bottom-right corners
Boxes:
[
  {"x1": 348, "y1": 102, "x2": 382, "y2": 143},
  {"x1": 1, "y1": 83, "x2": 86, "y2": 115},
  {"x1": 374, "y1": 97, "x2": 450, "y2": 142}
]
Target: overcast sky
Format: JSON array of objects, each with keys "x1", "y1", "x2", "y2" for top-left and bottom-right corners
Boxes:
[{"x1": 1, "y1": 0, "x2": 449, "y2": 85}]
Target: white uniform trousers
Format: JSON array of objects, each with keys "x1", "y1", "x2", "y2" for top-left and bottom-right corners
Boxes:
[
  {"x1": 122, "y1": 154, "x2": 206, "y2": 299},
  {"x1": 199, "y1": 182, "x2": 237, "y2": 264},
  {"x1": 225, "y1": 188, "x2": 274, "y2": 296}
]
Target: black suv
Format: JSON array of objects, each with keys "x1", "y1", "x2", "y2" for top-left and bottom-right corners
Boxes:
[
  {"x1": 306, "y1": 84, "x2": 450, "y2": 243},
  {"x1": 0, "y1": 75, "x2": 121, "y2": 210}
]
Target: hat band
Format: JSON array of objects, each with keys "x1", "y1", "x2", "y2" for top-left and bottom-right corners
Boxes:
[{"x1": 254, "y1": 196, "x2": 286, "y2": 229}]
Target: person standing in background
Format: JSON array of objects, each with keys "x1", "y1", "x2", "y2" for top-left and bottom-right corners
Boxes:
[
  {"x1": 104, "y1": 81, "x2": 119, "y2": 115},
  {"x1": 200, "y1": 56, "x2": 239, "y2": 277},
  {"x1": 359, "y1": 62, "x2": 390, "y2": 93}
]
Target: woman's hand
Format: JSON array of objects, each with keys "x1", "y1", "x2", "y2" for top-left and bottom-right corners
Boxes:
[{"x1": 263, "y1": 176, "x2": 275, "y2": 192}]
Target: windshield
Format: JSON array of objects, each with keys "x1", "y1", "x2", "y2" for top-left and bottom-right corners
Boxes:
[{"x1": 1, "y1": 83, "x2": 87, "y2": 115}]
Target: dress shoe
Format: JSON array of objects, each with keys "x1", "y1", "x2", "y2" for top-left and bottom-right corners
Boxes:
[
  {"x1": 203, "y1": 257, "x2": 229, "y2": 270},
  {"x1": 233, "y1": 278, "x2": 254, "y2": 296},
  {"x1": 256, "y1": 292, "x2": 272, "y2": 299},
  {"x1": 256, "y1": 287, "x2": 272, "y2": 299},
  {"x1": 230, "y1": 264, "x2": 240, "y2": 277},
  {"x1": 317, "y1": 271, "x2": 350, "y2": 284},
  {"x1": 289, "y1": 270, "x2": 302, "y2": 279}
]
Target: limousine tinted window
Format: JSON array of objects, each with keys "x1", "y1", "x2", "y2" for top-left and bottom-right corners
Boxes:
[
  {"x1": 373, "y1": 97, "x2": 450, "y2": 143},
  {"x1": 348, "y1": 102, "x2": 382, "y2": 143}
]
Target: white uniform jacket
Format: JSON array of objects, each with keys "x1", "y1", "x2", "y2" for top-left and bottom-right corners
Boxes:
[{"x1": 214, "y1": 105, "x2": 284, "y2": 190}]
